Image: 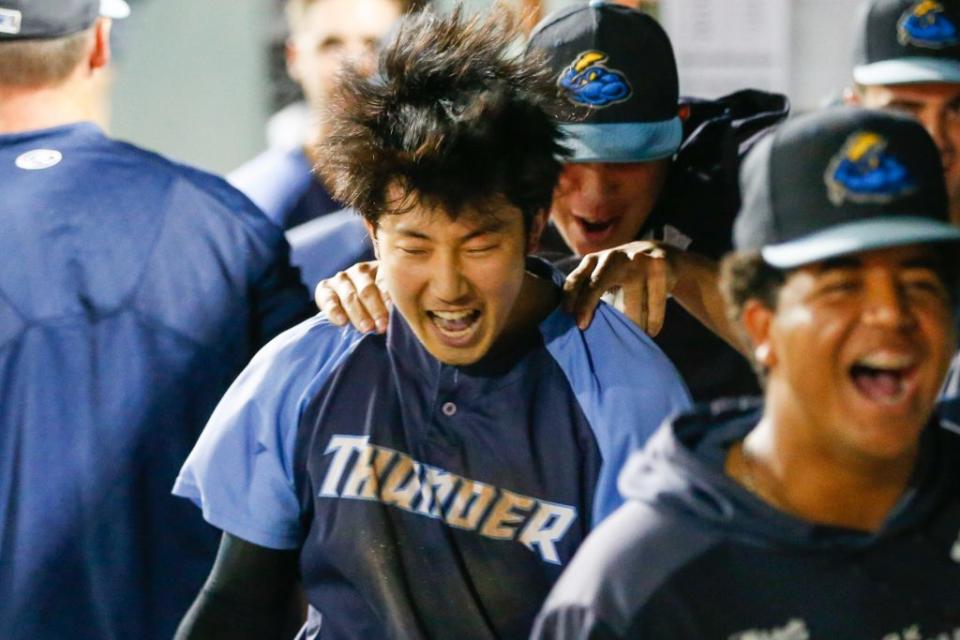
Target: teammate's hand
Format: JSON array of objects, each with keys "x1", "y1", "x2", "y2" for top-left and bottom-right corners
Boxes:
[
  {"x1": 314, "y1": 261, "x2": 390, "y2": 334},
  {"x1": 563, "y1": 241, "x2": 677, "y2": 336}
]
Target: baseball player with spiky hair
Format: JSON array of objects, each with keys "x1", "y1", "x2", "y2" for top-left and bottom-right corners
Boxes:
[{"x1": 173, "y1": 8, "x2": 689, "y2": 639}]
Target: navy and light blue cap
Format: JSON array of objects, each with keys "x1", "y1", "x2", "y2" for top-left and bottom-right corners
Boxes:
[
  {"x1": 853, "y1": 0, "x2": 960, "y2": 85},
  {"x1": 0, "y1": 0, "x2": 129, "y2": 40},
  {"x1": 735, "y1": 107, "x2": 960, "y2": 269},
  {"x1": 527, "y1": 0, "x2": 681, "y2": 163}
]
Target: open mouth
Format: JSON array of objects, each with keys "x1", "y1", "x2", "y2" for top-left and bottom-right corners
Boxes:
[
  {"x1": 574, "y1": 216, "x2": 617, "y2": 235},
  {"x1": 848, "y1": 352, "x2": 918, "y2": 406},
  {"x1": 426, "y1": 309, "x2": 482, "y2": 345}
]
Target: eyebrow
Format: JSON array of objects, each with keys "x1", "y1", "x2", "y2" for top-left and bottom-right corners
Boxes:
[
  {"x1": 393, "y1": 219, "x2": 509, "y2": 241},
  {"x1": 814, "y1": 255, "x2": 943, "y2": 272},
  {"x1": 884, "y1": 98, "x2": 924, "y2": 111}
]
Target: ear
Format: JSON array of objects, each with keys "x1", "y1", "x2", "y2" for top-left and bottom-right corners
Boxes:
[
  {"x1": 740, "y1": 298, "x2": 777, "y2": 370},
  {"x1": 89, "y1": 18, "x2": 112, "y2": 71},
  {"x1": 842, "y1": 86, "x2": 860, "y2": 106},
  {"x1": 526, "y1": 210, "x2": 548, "y2": 254},
  {"x1": 286, "y1": 37, "x2": 302, "y2": 84},
  {"x1": 362, "y1": 218, "x2": 380, "y2": 259}
]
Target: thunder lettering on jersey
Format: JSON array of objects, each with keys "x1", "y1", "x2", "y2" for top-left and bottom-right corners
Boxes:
[
  {"x1": 318, "y1": 435, "x2": 577, "y2": 564},
  {"x1": 175, "y1": 258, "x2": 691, "y2": 639}
]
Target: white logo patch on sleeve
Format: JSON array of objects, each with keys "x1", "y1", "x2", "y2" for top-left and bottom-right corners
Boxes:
[
  {"x1": 15, "y1": 149, "x2": 63, "y2": 171},
  {"x1": 0, "y1": 8, "x2": 22, "y2": 35}
]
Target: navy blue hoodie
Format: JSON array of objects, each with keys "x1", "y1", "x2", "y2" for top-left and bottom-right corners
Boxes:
[{"x1": 533, "y1": 401, "x2": 960, "y2": 640}]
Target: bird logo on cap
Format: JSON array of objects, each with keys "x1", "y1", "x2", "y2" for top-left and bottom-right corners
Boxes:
[
  {"x1": 824, "y1": 132, "x2": 917, "y2": 206},
  {"x1": 558, "y1": 51, "x2": 632, "y2": 108},
  {"x1": 897, "y1": 0, "x2": 959, "y2": 49}
]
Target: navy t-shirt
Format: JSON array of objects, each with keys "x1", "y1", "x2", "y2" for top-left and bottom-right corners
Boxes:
[
  {"x1": 175, "y1": 262, "x2": 691, "y2": 639},
  {"x1": 0, "y1": 123, "x2": 312, "y2": 639}
]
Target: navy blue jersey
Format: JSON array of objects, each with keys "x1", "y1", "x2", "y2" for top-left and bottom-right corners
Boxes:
[
  {"x1": 0, "y1": 123, "x2": 312, "y2": 639},
  {"x1": 174, "y1": 260, "x2": 691, "y2": 639},
  {"x1": 229, "y1": 147, "x2": 342, "y2": 230},
  {"x1": 533, "y1": 401, "x2": 960, "y2": 640}
]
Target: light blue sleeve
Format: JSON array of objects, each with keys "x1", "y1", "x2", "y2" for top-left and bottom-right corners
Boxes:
[
  {"x1": 172, "y1": 315, "x2": 366, "y2": 550},
  {"x1": 542, "y1": 304, "x2": 692, "y2": 528}
]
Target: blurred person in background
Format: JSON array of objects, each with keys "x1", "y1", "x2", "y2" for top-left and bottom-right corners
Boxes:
[
  {"x1": 0, "y1": 1, "x2": 311, "y2": 637},
  {"x1": 228, "y1": 0, "x2": 423, "y2": 232}
]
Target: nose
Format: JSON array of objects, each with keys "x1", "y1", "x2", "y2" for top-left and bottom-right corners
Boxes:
[
  {"x1": 430, "y1": 251, "x2": 470, "y2": 303},
  {"x1": 862, "y1": 272, "x2": 917, "y2": 331},
  {"x1": 561, "y1": 164, "x2": 611, "y2": 214}
]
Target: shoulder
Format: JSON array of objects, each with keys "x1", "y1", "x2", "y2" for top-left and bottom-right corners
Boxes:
[
  {"x1": 227, "y1": 147, "x2": 314, "y2": 226},
  {"x1": 91, "y1": 135, "x2": 280, "y2": 238},
  {"x1": 245, "y1": 314, "x2": 369, "y2": 387},
  {"x1": 541, "y1": 304, "x2": 689, "y2": 392},
  {"x1": 534, "y1": 500, "x2": 718, "y2": 638}
]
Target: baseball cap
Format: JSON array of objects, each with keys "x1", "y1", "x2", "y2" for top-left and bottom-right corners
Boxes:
[
  {"x1": 734, "y1": 106, "x2": 960, "y2": 269},
  {"x1": 853, "y1": 0, "x2": 960, "y2": 85},
  {"x1": 527, "y1": 0, "x2": 680, "y2": 163},
  {"x1": 0, "y1": 0, "x2": 130, "y2": 41}
]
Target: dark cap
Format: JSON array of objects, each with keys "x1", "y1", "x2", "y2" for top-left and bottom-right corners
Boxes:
[
  {"x1": 734, "y1": 106, "x2": 960, "y2": 269},
  {"x1": 527, "y1": 0, "x2": 680, "y2": 163},
  {"x1": 853, "y1": 0, "x2": 960, "y2": 85},
  {"x1": 0, "y1": 0, "x2": 129, "y2": 40}
]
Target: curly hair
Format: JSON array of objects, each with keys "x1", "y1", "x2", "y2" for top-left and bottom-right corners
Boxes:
[{"x1": 316, "y1": 6, "x2": 569, "y2": 228}]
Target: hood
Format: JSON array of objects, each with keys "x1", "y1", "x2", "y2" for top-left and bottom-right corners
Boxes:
[{"x1": 618, "y1": 399, "x2": 958, "y2": 552}]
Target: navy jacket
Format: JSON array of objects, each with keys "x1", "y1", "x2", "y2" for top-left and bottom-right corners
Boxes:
[
  {"x1": 533, "y1": 401, "x2": 960, "y2": 639},
  {"x1": 175, "y1": 260, "x2": 691, "y2": 639},
  {"x1": 0, "y1": 123, "x2": 312, "y2": 640}
]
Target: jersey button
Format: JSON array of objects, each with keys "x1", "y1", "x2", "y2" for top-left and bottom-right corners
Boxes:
[{"x1": 441, "y1": 401, "x2": 457, "y2": 417}]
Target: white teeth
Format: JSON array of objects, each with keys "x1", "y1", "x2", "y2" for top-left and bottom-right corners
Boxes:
[
  {"x1": 856, "y1": 352, "x2": 915, "y2": 370},
  {"x1": 432, "y1": 310, "x2": 474, "y2": 321}
]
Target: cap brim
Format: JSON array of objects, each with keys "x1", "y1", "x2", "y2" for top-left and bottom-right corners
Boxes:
[
  {"x1": 853, "y1": 58, "x2": 960, "y2": 86},
  {"x1": 761, "y1": 216, "x2": 960, "y2": 269},
  {"x1": 560, "y1": 117, "x2": 682, "y2": 163},
  {"x1": 100, "y1": 0, "x2": 131, "y2": 19}
]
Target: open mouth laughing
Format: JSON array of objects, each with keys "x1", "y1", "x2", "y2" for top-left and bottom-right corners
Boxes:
[
  {"x1": 573, "y1": 215, "x2": 618, "y2": 245},
  {"x1": 426, "y1": 309, "x2": 483, "y2": 347},
  {"x1": 848, "y1": 351, "x2": 920, "y2": 407}
]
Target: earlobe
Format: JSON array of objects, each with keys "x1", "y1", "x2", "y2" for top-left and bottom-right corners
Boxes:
[
  {"x1": 89, "y1": 18, "x2": 112, "y2": 71},
  {"x1": 741, "y1": 299, "x2": 776, "y2": 369},
  {"x1": 526, "y1": 210, "x2": 548, "y2": 254},
  {"x1": 842, "y1": 87, "x2": 860, "y2": 106},
  {"x1": 285, "y1": 40, "x2": 301, "y2": 83},
  {"x1": 362, "y1": 219, "x2": 381, "y2": 260}
]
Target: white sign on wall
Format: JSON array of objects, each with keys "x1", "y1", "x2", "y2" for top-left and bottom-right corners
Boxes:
[{"x1": 660, "y1": 0, "x2": 791, "y2": 99}]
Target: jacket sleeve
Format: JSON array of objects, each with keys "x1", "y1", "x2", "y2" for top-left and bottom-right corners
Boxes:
[{"x1": 249, "y1": 234, "x2": 314, "y2": 350}]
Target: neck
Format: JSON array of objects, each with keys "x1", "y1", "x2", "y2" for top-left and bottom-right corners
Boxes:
[
  {"x1": 727, "y1": 393, "x2": 918, "y2": 532},
  {"x1": 492, "y1": 267, "x2": 560, "y2": 352},
  {"x1": 0, "y1": 82, "x2": 94, "y2": 134}
]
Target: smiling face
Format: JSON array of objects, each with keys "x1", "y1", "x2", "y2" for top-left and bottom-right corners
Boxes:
[
  {"x1": 549, "y1": 160, "x2": 670, "y2": 256},
  {"x1": 750, "y1": 245, "x2": 956, "y2": 464},
  {"x1": 368, "y1": 195, "x2": 546, "y2": 365},
  {"x1": 856, "y1": 82, "x2": 960, "y2": 225}
]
